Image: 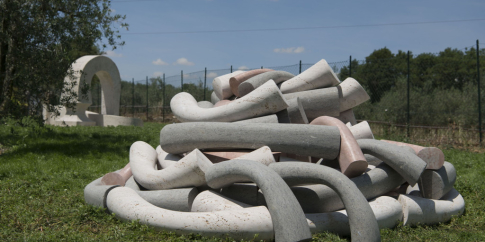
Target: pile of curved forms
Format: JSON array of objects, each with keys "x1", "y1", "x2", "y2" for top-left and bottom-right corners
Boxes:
[{"x1": 84, "y1": 59, "x2": 464, "y2": 241}]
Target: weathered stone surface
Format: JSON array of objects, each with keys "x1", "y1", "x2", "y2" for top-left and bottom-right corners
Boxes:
[
  {"x1": 84, "y1": 177, "x2": 120, "y2": 208},
  {"x1": 205, "y1": 159, "x2": 312, "y2": 242},
  {"x1": 210, "y1": 91, "x2": 220, "y2": 104},
  {"x1": 283, "y1": 87, "x2": 341, "y2": 119},
  {"x1": 171, "y1": 80, "x2": 288, "y2": 122},
  {"x1": 381, "y1": 140, "x2": 445, "y2": 170},
  {"x1": 357, "y1": 139, "x2": 427, "y2": 186},
  {"x1": 238, "y1": 71, "x2": 295, "y2": 97},
  {"x1": 280, "y1": 59, "x2": 340, "y2": 93},
  {"x1": 160, "y1": 122, "x2": 341, "y2": 159},
  {"x1": 334, "y1": 109, "x2": 357, "y2": 125},
  {"x1": 349, "y1": 121, "x2": 374, "y2": 139},
  {"x1": 417, "y1": 161, "x2": 456, "y2": 199},
  {"x1": 197, "y1": 101, "x2": 214, "y2": 108},
  {"x1": 338, "y1": 77, "x2": 370, "y2": 112},
  {"x1": 269, "y1": 162, "x2": 381, "y2": 242},
  {"x1": 233, "y1": 114, "x2": 279, "y2": 124},
  {"x1": 212, "y1": 71, "x2": 245, "y2": 100},
  {"x1": 229, "y1": 69, "x2": 273, "y2": 97},
  {"x1": 101, "y1": 163, "x2": 132, "y2": 186}
]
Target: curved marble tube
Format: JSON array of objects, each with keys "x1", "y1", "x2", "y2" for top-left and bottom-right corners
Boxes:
[
  {"x1": 205, "y1": 159, "x2": 312, "y2": 242},
  {"x1": 210, "y1": 91, "x2": 220, "y2": 104},
  {"x1": 212, "y1": 71, "x2": 245, "y2": 100},
  {"x1": 171, "y1": 80, "x2": 289, "y2": 122},
  {"x1": 357, "y1": 139, "x2": 427, "y2": 186},
  {"x1": 349, "y1": 121, "x2": 374, "y2": 139},
  {"x1": 283, "y1": 87, "x2": 341, "y2": 119},
  {"x1": 417, "y1": 161, "x2": 456, "y2": 199},
  {"x1": 130, "y1": 141, "x2": 213, "y2": 190},
  {"x1": 191, "y1": 190, "x2": 252, "y2": 212},
  {"x1": 84, "y1": 177, "x2": 120, "y2": 208},
  {"x1": 101, "y1": 163, "x2": 132, "y2": 186},
  {"x1": 233, "y1": 114, "x2": 279, "y2": 124},
  {"x1": 213, "y1": 99, "x2": 232, "y2": 107},
  {"x1": 338, "y1": 78, "x2": 371, "y2": 112},
  {"x1": 398, "y1": 188, "x2": 465, "y2": 226},
  {"x1": 229, "y1": 69, "x2": 273, "y2": 97},
  {"x1": 381, "y1": 140, "x2": 445, "y2": 170},
  {"x1": 269, "y1": 162, "x2": 381, "y2": 242},
  {"x1": 106, "y1": 187, "x2": 274, "y2": 240},
  {"x1": 238, "y1": 71, "x2": 295, "y2": 97},
  {"x1": 307, "y1": 196, "x2": 402, "y2": 236},
  {"x1": 310, "y1": 116, "x2": 367, "y2": 178},
  {"x1": 280, "y1": 59, "x2": 340, "y2": 93},
  {"x1": 201, "y1": 146, "x2": 277, "y2": 165},
  {"x1": 160, "y1": 122, "x2": 341, "y2": 159},
  {"x1": 197, "y1": 101, "x2": 214, "y2": 108},
  {"x1": 155, "y1": 145, "x2": 181, "y2": 169}
]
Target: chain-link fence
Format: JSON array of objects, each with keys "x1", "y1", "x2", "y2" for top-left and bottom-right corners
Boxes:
[{"x1": 88, "y1": 41, "x2": 484, "y2": 144}]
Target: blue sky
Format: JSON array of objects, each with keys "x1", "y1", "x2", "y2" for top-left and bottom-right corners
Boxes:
[{"x1": 103, "y1": 0, "x2": 485, "y2": 80}]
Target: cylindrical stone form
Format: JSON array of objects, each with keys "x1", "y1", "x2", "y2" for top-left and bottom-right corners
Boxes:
[
  {"x1": 210, "y1": 91, "x2": 220, "y2": 104},
  {"x1": 269, "y1": 162, "x2": 381, "y2": 242},
  {"x1": 84, "y1": 177, "x2": 120, "y2": 208},
  {"x1": 283, "y1": 87, "x2": 341, "y2": 119},
  {"x1": 137, "y1": 188, "x2": 198, "y2": 212},
  {"x1": 398, "y1": 188, "x2": 465, "y2": 226},
  {"x1": 212, "y1": 71, "x2": 245, "y2": 100},
  {"x1": 205, "y1": 160, "x2": 312, "y2": 242},
  {"x1": 155, "y1": 145, "x2": 181, "y2": 169},
  {"x1": 229, "y1": 69, "x2": 273, "y2": 97},
  {"x1": 101, "y1": 163, "x2": 132, "y2": 186},
  {"x1": 170, "y1": 80, "x2": 289, "y2": 122},
  {"x1": 233, "y1": 114, "x2": 279, "y2": 124},
  {"x1": 201, "y1": 146, "x2": 277, "y2": 165},
  {"x1": 338, "y1": 77, "x2": 371, "y2": 112},
  {"x1": 284, "y1": 97, "x2": 309, "y2": 124},
  {"x1": 349, "y1": 121, "x2": 374, "y2": 140},
  {"x1": 106, "y1": 187, "x2": 275, "y2": 240},
  {"x1": 160, "y1": 122, "x2": 341, "y2": 159},
  {"x1": 310, "y1": 116, "x2": 367, "y2": 178},
  {"x1": 280, "y1": 59, "x2": 340, "y2": 93},
  {"x1": 191, "y1": 190, "x2": 252, "y2": 212},
  {"x1": 381, "y1": 140, "x2": 445, "y2": 170},
  {"x1": 238, "y1": 71, "x2": 295, "y2": 97},
  {"x1": 197, "y1": 101, "x2": 214, "y2": 108},
  {"x1": 334, "y1": 109, "x2": 357, "y2": 125},
  {"x1": 417, "y1": 161, "x2": 456, "y2": 199},
  {"x1": 357, "y1": 139, "x2": 427, "y2": 186},
  {"x1": 130, "y1": 141, "x2": 213, "y2": 190}
]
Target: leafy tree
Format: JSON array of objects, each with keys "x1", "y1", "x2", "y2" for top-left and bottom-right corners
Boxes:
[{"x1": 0, "y1": 0, "x2": 127, "y2": 121}]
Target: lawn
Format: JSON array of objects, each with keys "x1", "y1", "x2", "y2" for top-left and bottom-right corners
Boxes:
[{"x1": 0, "y1": 120, "x2": 484, "y2": 241}]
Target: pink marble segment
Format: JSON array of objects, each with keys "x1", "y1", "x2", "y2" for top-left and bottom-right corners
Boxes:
[
  {"x1": 101, "y1": 163, "x2": 132, "y2": 186},
  {"x1": 381, "y1": 140, "x2": 445, "y2": 170},
  {"x1": 213, "y1": 100, "x2": 232, "y2": 107},
  {"x1": 310, "y1": 116, "x2": 368, "y2": 178},
  {"x1": 203, "y1": 149, "x2": 281, "y2": 163},
  {"x1": 229, "y1": 69, "x2": 274, "y2": 97}
]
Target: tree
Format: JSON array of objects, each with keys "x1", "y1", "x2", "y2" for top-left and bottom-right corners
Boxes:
[{"x1": 0, "y1": 0, "x2": 128, "y2": 121}]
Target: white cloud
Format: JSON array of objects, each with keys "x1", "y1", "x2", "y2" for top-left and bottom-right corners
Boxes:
[
  {"x1": 238, "y1": 66, "x2": 249, "y2": 70},
  {"x1": 175, "y1": 57, "x2": 195, "y2": 66},
  {"x1": 273, "y1": 46, "x2": 305, "y2": 54},
  {"x1": 206, "y1": 72, "x2": 218, "y2": 78},
  {"x1": 104, "y1": 50, "x2": 122, "y2": 57},
  {"x1": 153, "y1": 71, "x2": 164, "y2": 77},
  {"x1": 152, "y1": 58, "x2": 168, "y2": 66}
]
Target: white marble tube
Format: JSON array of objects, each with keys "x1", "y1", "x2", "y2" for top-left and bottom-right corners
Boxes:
[
  {"x1": 398, "y1": 188, "x2": 465, "y2": 226},
  {"x1": 170, "y1": 80, "x2": 289, "y2": 122},
  {"x1": 349, "y1": 121, "x2": 374, "y2": 139},
  {"x1": 212, "y1": 71, "x2": 245, "y2": 100},
  {"x1": 191, "y1": 190, "x2": 252, "y2": 212},
  {"x1": 106, "y1": 187, "x2": 274, "y2": 240},
  {"x1": 338, "y1": 77, "x2": 371, "y2": 112},
  {"x1": 130, "y1": 141, "x2": 212, "y2": 190},
  {"x1": 155, "y1": 145, "x2": 180, "y2": 169},
  {"x1": 280, "y1": 59, "x2": 340, "y2": 93}
]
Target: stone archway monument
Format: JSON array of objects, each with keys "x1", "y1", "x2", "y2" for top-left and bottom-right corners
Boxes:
[{"x1": 44, "y1": 55, "x2": 143, "y2": 127}]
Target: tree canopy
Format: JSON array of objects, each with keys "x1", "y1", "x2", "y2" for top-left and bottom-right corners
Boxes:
[{"x1": 0, "y1": 0, "x2": 127, "y2": 120}]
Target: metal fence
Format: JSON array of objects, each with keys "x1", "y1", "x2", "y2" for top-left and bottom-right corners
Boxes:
[{"x1": 88, "y1": 40, "x2": 484, "y2": 144}]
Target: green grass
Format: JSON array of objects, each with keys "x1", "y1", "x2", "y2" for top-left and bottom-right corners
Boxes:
[{"x1": 0, "y1": 120, "x2": 484, "y2": 241}]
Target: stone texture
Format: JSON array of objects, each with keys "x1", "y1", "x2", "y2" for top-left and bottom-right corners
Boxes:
[
  {"x1": 338, "y1": 77, "x2": 371, "y2": 112},
  {"x1": 197, "y1": 101, "x2": 214, "y2": 108},
  {"x1": 155, "y1": 145, "x2": 181, "y2": 169},
  {"x1": 349, "y1": 121, "x2": 374, "y2": 139},
  {"x1": 205, "y1": 159, "x2": 312, "y2": 242},
  {"x1": 381, "y1": 140, "x2": 445, "y2": 170},
  {"x1": 283, "y1": 87, "x2": 341, "y2": 120},
  {"x1": 238, "y1": 71, "x2": 295, "y2": 97},
  {"x1": 269, "y1": 162, "x2": 381, "y2": 242},
  {"x1": 160, "y1": 122, "x2": 341, "y2": 159},
  {"x1": 191, "y1": 190, "x2": 252, "y2": 212},
  {"x1": 229, "y1": 69, "x2": 273, "y2": 97},
  {"x1": 210, "y1": 91, "x2": 220, "y2": 104},
  {"x1": 334, "y1": 109, "x2": 357, "y2": 125},
  {"x1": 283, "y1": 97, "x2": 309, "y2": 124},
  {"x1": 310, "y1": 116, "x2": 368, "y2": 178},
  {"x1": 417, "y1": 161, "x2": 456, "y2": 199},
  {"x1": 357, "y1": 139, "x2": 427, "y2": 186},
  {"x1": 233, "y1": 114, "x2": 279, "y2": 124},
  {"x1": 84, "y1": 177, "x2": 120, "y2": 208},
  {"x1": 202, "y1": 146, "x2": 277, "y2": 164},
  {"x1": 280, "y1": 59, "x2": 340, "y2": 93},
  {"x1": 212, "y1": 71, "x2": 245, "y2": 100},
  {"x1": 101, "y1": 163, "x2": 132, "y2": 186},
  {"x1": 171, "y1": 80, "x2": 289, "y2": 122}
]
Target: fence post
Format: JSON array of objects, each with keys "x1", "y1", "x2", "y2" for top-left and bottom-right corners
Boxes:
[
  {"x1": 181, "y1": 70, "x2": 184, "y2": 92},
  {"x1": 299, "y1": 60, "x2": 302, "y2": 74},
  {"x1": 407, "y1": 51, "x2": 411, "y2": 138},
  {"x1": 261, "y1": 66, "x2": 263, "y2": 69},
  {"x1": 230, "y1": 65, "x2": 233, "y2": 73},
  {"x1": 477, "y1": 39, "x2": 482, "y2": 143},
  {"x1": 162, "y1": 73, "x2": 165, "y2": 122},
  {"x1": 146, "y1": 76, "x2": 148, "y2": 121},
  {"x1": 204, "y1": 68, "x2": 207, "y2": 101},
  {"x1": 349, "y1": 56, "x2": 352, "y2": 77},
  {"x1": 132, "y1": 78, "x2": 134, "y2": 118},
  {"x1": 98, "y1": 81, "x2": 101, "y2": 113}
]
